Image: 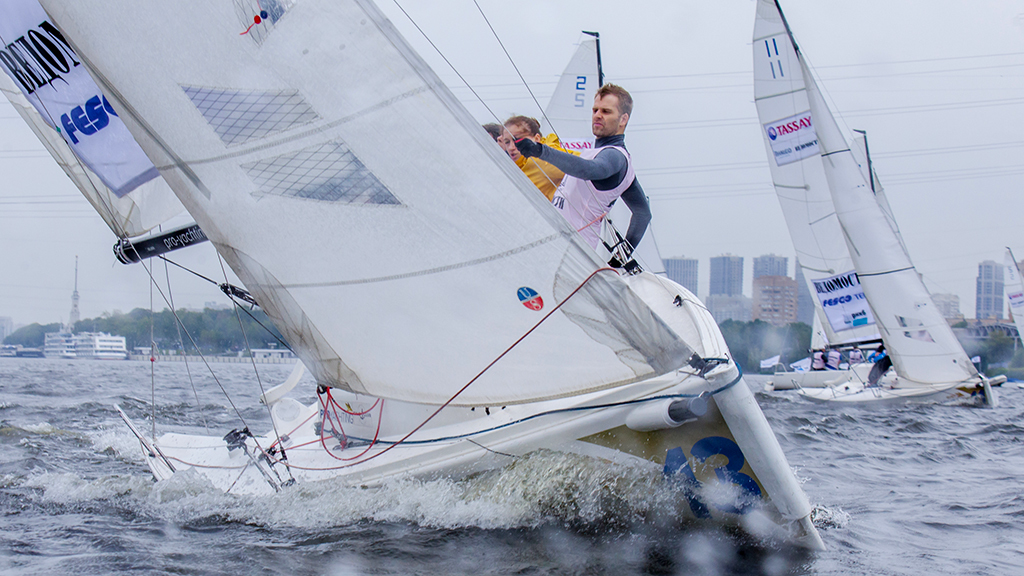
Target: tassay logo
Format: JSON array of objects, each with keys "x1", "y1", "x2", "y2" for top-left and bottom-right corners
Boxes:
[
  {"x1": 773, "y1": 115, "x2": 813, "y2": 137},
  {"x1": 767, "y1": 126, "x2": 778, "y2": 140}
]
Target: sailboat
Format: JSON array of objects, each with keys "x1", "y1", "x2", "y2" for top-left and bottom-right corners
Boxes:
[
  {"x1": 753, "y1": 0, "x2": 998, "y2": 405},
  {"x1": 15, "y1": 0, "x2": 822, "y2": 546},
  {"x1": 1003, "y1": 249, "x2": 1024, "y2": 342}
]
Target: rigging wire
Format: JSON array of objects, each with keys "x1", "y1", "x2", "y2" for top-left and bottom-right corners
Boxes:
[
  {"x1": 468, "y1": 0, "x2": 561, "y2": 142},
  {"x1": 162, "y1": 253, "x2": 210, "y2": 434},
  {"x1": 216, "y1": 253, "x2": 293, "y2": 484}
]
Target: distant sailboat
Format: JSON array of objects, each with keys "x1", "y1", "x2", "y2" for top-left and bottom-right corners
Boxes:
[
  {"x1": 753, "y1": 0, "x2": 997, "y2": 405},
  {"x1": 1003, "y1": 248, "x2": 1024, "y2": 342},
  {"x1": 15, "y1": 0, "x2": 823, "y2": 547}
]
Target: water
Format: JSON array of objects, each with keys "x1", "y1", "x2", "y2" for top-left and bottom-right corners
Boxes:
[{"x1": 1, "y1": 358, "x2": 1021, "y2": 575}]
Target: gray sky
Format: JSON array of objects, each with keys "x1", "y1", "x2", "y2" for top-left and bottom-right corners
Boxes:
[{"x1": 1, "y1": 0, "x2": 1023, "y2": 327}]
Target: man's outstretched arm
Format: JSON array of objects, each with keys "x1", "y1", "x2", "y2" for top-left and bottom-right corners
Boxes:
[{"x1": 516, "y1": 139, "x2": 625, "y2": 182}]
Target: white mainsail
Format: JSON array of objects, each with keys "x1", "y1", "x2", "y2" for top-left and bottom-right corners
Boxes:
[
  {"x1": 542, "y1": 32, "x2": 666, "y2": 275},
  {"x1": 1004, "y1": 249, "x2": 1024, "y2": 340},
  {"x1": 0, "y1": 0, "x2": 184, "y2": 238},
  {"x1": 791, "y1": 24, "x2": 977, "y2": 385},
  {"x1": 43, "y1": 0, "x2": 693, "y2": 406},
  {"x1": 752, "y1": 1, "x2": 878, "y2": 346}
]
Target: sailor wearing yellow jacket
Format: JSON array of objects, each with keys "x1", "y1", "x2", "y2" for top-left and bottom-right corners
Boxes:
[{"x1": 499, "y1": 115, "x2": 579, "y2": 201}]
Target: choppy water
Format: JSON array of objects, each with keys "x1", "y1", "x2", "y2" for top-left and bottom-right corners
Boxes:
[{"x1": 1, "y1": 358, "x2": 1021, "y2": 575}]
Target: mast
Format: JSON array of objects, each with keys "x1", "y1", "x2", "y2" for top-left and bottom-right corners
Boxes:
[
  {"x1": 853, "y1": 129, "x2": 876, "y2": 194},
  {"x1": 773, "y1": 0, "x2": 800, "y2": 54},
  {"x1": 582, "y1": 30, "x2": 603, "y2": 86}
]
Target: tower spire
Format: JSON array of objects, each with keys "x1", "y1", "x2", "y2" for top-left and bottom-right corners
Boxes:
[{"x1": 68, "y1": 256, "x2": 80, "y2": 330}]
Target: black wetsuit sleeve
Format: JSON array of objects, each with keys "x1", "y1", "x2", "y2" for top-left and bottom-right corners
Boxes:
[
  {"x1": 619, "y1": 178, "x2": 651, "y2": 249},
  {"x1": 537, "y1": 146, "x2": 625, "y2": 186}
]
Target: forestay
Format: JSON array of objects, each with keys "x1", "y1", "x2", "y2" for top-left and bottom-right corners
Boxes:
[
  {"x1": 43, "y1": 0, "x2": 692, "y2": 405},
  {"x1": 752, "y1": 0, "x2": 878, "y2": 346},
  {"x1": 542, "y1": 32, "x2": 666, "y2": 275},
  {"x1": 0, "y1": 0, "x2": 183, "y2": 237},
  {"x1": 798, "y1": 53, "x2": 977, "y2": 385}
]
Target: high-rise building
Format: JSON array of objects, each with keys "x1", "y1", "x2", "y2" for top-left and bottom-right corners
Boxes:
[
  {"x1": 753, "y1": 254, "x2": 788, "y2": 279},
  {"x1": 663, "y1": 256, "x2": 698, "y2": 294},
  {"x1": 793, "y1": 259, "x2": 816, "y2": 326},
  {"x1": 752, "y1": 276, "x2": 798, "y2": 326},
  {"x1": 0, "y1": 317, "x2": 13, "y2": 343},
  {"x1": 931, "y1": 293, "x2": 962, "y2": 320},
  {"x1": 709, "y1": 254, "x2": 743, "y2": 296},
  {"x1": 706, "y1": 294, "x2": 752, "y2": 323},
  {"x1": 976, "y1": 260, "x2": 1004, "y2": 320}
]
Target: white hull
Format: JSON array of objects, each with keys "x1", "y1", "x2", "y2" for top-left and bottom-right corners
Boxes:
[
  {"x1": 796, "y1": 376, "x2": 998, "y2": 407},
  {"x1": 769, "y1": 363, "x2": 874, "y2": 390},
  {"x1": 121, "y1": 274, "x2": 823, "y2": 548}
]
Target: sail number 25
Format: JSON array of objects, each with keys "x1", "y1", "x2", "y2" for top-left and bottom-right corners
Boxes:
[
  {"x1": 663, "y1": 436, "x2": 762, "y2": 518},
  {"x1": 575, "y1": 75, "x2": 587, "y2": 107}
]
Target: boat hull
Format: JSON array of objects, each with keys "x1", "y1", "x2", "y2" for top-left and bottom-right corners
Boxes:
[{"x1": 120, "y1": 273, "x2": 823, "y2": 548}]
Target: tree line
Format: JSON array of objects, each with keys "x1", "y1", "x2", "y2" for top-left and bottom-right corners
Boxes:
[{"x1": 3, "y1": 307, "x2": 284, "y2": 354}]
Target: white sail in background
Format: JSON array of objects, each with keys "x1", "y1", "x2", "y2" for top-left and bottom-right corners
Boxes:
[
  {"x1": 542, "y1": 32, "x2": 666, "y2": 275},
  {"x1": 796, "y1": 43, "x2": 977, "y2": 384},
  {"x1": 43, "y1": 0, "x2": 693, "y2": 406},
  {"x1": 1004, "y1": 249, "x2": 1024, "y2": 340},
  {"x1": 540, "y1": 34, "x2": 598, "y2": 152},
  {"x1": 752, "y1": 1, "x2": 879, "y2": 347},
  {"x1": 0, "y1": 0, "x2": 184, "y2": 238}
]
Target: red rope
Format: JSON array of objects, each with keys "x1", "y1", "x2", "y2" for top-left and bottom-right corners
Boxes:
[{"x1": 282, "y1": 267, "x2": 619, "y2": 472}]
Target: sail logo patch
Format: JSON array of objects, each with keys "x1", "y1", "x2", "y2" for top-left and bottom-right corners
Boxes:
[
  {"x1": 517, "y1": 287, "x2": 544, "y2": 311},
  {"x1": 763, "y1": 110, "x2": 819, "y2": 166}
]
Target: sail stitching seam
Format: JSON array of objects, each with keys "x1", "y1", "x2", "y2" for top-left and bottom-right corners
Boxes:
[{"x1": 271, "y1": 232, "x2": 565, "y2": 288}]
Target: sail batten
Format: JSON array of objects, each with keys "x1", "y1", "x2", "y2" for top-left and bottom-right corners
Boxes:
[{"x1": 42, "y1": 0, "x2": 694, "y2": 405}]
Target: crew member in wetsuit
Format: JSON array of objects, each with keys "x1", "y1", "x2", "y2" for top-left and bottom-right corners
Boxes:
[
  {"x1": 867, "y1": 344, "x2": 891, "y2": 386},
  {"x1": 514, "y1": 84, "x2": 651, "y2": 269}
]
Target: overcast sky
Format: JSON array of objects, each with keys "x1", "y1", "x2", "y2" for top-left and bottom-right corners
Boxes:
[{"x1": 1, "y1": 0, "x2": 1022, "y2": 327}]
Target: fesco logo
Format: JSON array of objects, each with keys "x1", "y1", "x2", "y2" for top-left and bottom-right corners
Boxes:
[
  {"x1": 60, "y1": 95, "x2": 119, "y2": 145},
  {"x1": 767, "y1": 126, "x2": 778, "y2": 140}
]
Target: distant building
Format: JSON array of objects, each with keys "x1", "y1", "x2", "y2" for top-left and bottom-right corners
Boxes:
[
  {"x1": 709, "y1": 254, "x2": 743, "y2": 296},
  {"x1": 976, "y1": 260, "x2": 1004, "y2": 320},
  {"x1": 931, "y1": 293, "x2": 963, "y2": 320},
  {"x1": 246, "y1": 348, "x2": 298, "y2": 360},
  {"x1": 753, "y1": 254, "x2": 788, "y2": 279},
  {"x1": 793, "y1": 259, "x2": 816, "y2": 326},
  {"x1": 0, "y1": 316, "x2": 12, "y2": 343},
  {"x1": 663, "y1": 256, "x2": 699, "y2": 294},
  {"x1": 752, "y1": 276, "x2": 798, "y2": 326},
  {"x1": 706, "y1": 294, "x2": 752, "y2": 323},
  {"x1": 69, "y1": 256, "x2": 81, "y2": 329}
]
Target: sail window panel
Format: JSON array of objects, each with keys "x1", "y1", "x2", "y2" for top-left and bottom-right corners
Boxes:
[
  {"x1": 182, "y1": 86, "x2": 319, "y2": 146},
  {"x1": 242, "y1": 142, "x2": 401, "y2": 205}
]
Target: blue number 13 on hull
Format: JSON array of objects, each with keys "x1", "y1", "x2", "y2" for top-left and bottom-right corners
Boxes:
[{"x1": 663, "y1": 436, "x2": 763, "y2": 518}]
